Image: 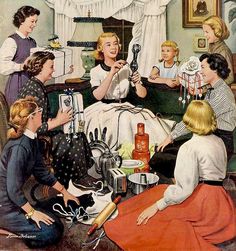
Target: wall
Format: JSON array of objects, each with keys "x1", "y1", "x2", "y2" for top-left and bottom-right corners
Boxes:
[
  {"x1": 167, "y1": 0, "x2": 236, "y2": 61},
  {"x1": 0, "y1": 0, "x2": 235, "y2": 93},
  {"x1": 0, "y1": 0, "x2": 54, "y2": 92}
]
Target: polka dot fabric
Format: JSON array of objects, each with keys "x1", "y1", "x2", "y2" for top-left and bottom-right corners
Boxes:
[{"x1": 19, "y1": 77, "x2": 93, "y2": 187}]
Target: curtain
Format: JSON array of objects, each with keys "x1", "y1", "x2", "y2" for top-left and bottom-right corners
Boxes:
[{"x1": 45, "y1": 0, "x2": 172, "y2": 78}]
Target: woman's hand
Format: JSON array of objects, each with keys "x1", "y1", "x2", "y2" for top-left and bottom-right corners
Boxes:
[
  {"x1": 31, "y1": 210, "x2": 55, "y2": 229},
  {"x1": 55, "y1": 107, "x2": 73, "y2": 126},
  {"x1": 166, "y1": 79, "x2": 178, "y2": 88},
  {"x1": 131, "y1": 71, "x2": 141, "y2": 85},
  {"x1": 110, "y1": 60, "x2": 126, "y2": 75},
  {"x1": 157, "y1": 135, "x2": 173, "y2": 152},
  {"x1": 149, "y1": 74, "x2": 158, "y2": 80},
  {"x1": 61, "y1": 189, "x2": 80, "y2": 207},
  {"x1": 137, "y1": 203, "x2": 158, "y2": 225}
]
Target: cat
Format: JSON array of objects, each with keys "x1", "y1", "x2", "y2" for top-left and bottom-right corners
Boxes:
[
  {"x1": 67, "y1": 180, "x2": 117, "y2": 225},
  {"x1": 35, "y1": 192, "x2": 95, "y2": 223}
]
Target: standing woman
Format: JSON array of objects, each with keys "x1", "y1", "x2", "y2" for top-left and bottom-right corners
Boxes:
[
  {"x1": 0, "y1": 97, "x2": 79, "y2": 248},
  {"x1": 19, "y1": 51, "x2": 93, "y2": 188},
  {"x1": 0, "y1": 6, "x2": 40, "y2": 105},
  {"x1": 202, "y1": 15, "x2": 234, "y2": 85}
]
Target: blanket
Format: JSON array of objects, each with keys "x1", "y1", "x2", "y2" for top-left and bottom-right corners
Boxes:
[{"x1": 84, "y1": 102, "x2": 176, "y2": 150}]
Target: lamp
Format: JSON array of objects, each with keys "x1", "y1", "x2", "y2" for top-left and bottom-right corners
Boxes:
[{"x1": 67, "y1": 14, "x2": 104, "y2": 80}]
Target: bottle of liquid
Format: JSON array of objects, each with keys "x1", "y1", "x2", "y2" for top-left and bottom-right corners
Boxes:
[{"x1": 132, "y1": 123, "x2": 150, "y2": 171}]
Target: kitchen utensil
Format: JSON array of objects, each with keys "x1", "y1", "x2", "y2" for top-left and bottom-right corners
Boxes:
[
  {"x1": 99, "y1": 148, "x2": 122, "y2": 186},
  {"x1": 128, "y1": 173, "x2": 159, "y2": 194},
  {"x1": 120, "y1": 159, "x2": 145, "y2": 175}
]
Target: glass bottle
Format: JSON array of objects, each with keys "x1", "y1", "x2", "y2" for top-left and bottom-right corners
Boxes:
[{"x1": 132, "y1": 123, "x2": 150, "y2": 171}]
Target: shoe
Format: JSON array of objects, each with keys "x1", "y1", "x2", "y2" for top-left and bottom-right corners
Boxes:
[{"x1": 72, "y1": 174, "x2": 101, "y2": 190}]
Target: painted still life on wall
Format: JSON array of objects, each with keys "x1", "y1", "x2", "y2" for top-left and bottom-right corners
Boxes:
[{"x1": 183, "y1": 0, "x2": 221, "y2": 27}]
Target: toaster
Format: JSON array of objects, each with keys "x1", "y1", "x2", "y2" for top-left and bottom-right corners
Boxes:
[{"x1": 107, "y1": 168, "x2": 127, "y2": 195}]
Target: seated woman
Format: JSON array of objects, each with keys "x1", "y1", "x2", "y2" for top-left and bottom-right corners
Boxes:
[
  {"x1": 150, "y1": 53, "x2": 236, "y2": 180},
  {"x1": 18, "y1": 51, "x2": 94, "y2": 188},
  {"x1": 104, "y1": 100, "x2": 236, "y2": 250},
  {"x1": 84, "y1": 32, "x2": 175, "y2": 150},
  {"x1": 0, "y1": 97, "x2": 79, "y2": 248}
]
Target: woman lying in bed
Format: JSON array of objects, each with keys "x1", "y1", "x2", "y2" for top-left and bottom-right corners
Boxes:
[{"x1": 84, "y1": 32, "x2": 175, "y2": 150}]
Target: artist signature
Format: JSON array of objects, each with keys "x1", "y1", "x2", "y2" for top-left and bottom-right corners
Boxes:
[{"x1": 6, "y1": 233, "x2": 36, "y2": 239}]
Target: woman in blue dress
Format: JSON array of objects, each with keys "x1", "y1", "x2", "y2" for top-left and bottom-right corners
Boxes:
[{"x1": 0, "y1": 97, "x2": 79, "y2": 248}]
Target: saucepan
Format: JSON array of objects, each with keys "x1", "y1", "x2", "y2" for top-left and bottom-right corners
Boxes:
[{"x1": 128, "y1": 173, "x2": 159, "y2": 194}]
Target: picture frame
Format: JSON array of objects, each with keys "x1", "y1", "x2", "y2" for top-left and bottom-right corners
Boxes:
[
  {"x1": 182, "y1": 0, "x2": 221, "y2": 28},
  {"x1": 193, "y1": 35, "x2": 208, "y2": 52}
]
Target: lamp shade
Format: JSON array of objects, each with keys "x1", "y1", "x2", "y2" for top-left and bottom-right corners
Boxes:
[{"x1": 67, "y1": 17, "x2": 104, "y2": 47}]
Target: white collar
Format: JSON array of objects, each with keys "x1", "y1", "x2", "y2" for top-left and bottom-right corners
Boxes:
[
  {"x1": 24, "y1": 128, "x2": 37, "y2": 139},
  {"x1": 16, "y1": 30, "x2": 29, "y2": 39}
]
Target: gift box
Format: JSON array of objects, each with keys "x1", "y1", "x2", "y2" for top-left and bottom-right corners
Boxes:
[
  {"x1": 59, "y1": 92, "x2": 84, "y2": 134},
  {"x1": 30, "y1": 47, "x2": 72, "y2": 78}
]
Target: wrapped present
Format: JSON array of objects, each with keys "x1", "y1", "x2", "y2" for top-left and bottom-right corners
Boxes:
[
  {"x1": 59, "y1": 90, "x2": 84, "y2": 135},
  {"x1": 30, "y1": 47, "x2": 72, "y2": 78},
  {"x1": 178, "y1": 56, "x2": 204, "y2": 107}
]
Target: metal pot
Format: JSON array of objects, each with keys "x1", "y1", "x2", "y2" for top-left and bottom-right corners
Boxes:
[
  {"x1": 128, "y1": 173, "x2": 159, "y2": 194},
  {"x1": 99, "y1": 148, "x2": 122, "y2": 185}
]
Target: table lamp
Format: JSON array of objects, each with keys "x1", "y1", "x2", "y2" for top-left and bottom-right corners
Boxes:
[{"x1": 67, "y1": 14, "x2": 104, "y2": 80}]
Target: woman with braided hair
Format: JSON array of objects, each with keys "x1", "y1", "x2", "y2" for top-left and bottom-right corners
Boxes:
[{"x1": 0, "y1": 97, "x2": 79, "y2": 248}]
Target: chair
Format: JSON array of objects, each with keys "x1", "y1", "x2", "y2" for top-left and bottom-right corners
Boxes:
[{"x1": 0, "y1": 91, "x2": 9, "y2": 154}]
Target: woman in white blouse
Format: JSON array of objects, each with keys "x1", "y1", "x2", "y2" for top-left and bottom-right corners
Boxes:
[
  {"x1": 0, "y1": 6, "x2": 40, "y2": 105},
  {"x1": 104, "y1": 100, "x2": 236, "y2": 251},
  {"x1": 84, "y1": 32, "x2": 175, "y2": 150}
]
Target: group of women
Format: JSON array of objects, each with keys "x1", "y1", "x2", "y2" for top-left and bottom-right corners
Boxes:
[{"x1": 0, "y1": 5, "x2": 235, "y2": 250}]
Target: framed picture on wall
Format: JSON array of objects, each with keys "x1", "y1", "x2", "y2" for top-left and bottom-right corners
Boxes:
[
  {"x1": 182, "y1": 0, "x2": 221, "y2": 28},
  {"x1": 193, "y1": 35, "x2": 208, "y2": 52}
]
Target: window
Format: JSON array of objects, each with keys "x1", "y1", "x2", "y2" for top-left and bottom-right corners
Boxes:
[{"x1": 102, "y1": 17, "x2": 134, "y2": 60}]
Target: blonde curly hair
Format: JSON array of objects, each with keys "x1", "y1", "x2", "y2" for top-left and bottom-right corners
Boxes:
[
  {"x1": 94, "y1": 32, "x2": 121, "y2": 61},
  {"x1": 183, "y1": 100, "x2": 217, "y2": 135},
  {"x1": 203, "y1": 16, "x2": 230, "y2": 40},
  {"x1": 8, "y1": 97, "x2": 38, "y2": 139},
  {"x1": 160, "y1": 40, "x2": 180, "y2": 65}
]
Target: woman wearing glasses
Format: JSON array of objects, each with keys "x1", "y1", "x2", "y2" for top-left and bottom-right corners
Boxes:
[
  {"x1": 18, "y1": 51, "x2": 93, "y2": 188},
  {"x1": 0, "y1": 97, "x2": 79, "y2": 248}
]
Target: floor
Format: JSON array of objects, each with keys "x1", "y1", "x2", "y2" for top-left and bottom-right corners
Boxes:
[{"x1": 0, "y1": 182, "x2": 236, "y2": 251}]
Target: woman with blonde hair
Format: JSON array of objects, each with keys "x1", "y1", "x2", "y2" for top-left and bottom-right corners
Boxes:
[
  {"x1": 84, "y1": 32, "x2": 175, "y2": 150},
  {"x1": 104, "y1": 100, "x2": 236, "y2": 250},
  {"x1": 202, "y1": 15, "x2": 234, "y2": 85},
  {"x1": 148, "y1": 40, "x2": 180, "y2": 88},
  {"x1": 0, "y1": 97, "x2": 79, "y2": 248}
]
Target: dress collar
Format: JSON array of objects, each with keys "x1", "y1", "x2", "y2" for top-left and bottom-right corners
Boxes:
[
  {"x1": 211, "y1": 78, "x2": 224, "y2": 89},
  {"x1": 24, "y1": 128, "x2": 37, "y2": 139},
  {"x1": 16, "y1": 30, "x2": 29, "y2": 39},
  {"x1": 100, "y1": 62, "x2": 111, "y2": 72}
]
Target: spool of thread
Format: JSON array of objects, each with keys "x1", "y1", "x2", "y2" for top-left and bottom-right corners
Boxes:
[{"x1": 87, "y1": 196, "x2": 121, "y2": 236}]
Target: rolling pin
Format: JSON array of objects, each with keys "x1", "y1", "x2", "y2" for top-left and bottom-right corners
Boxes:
[{"x1": 87, "y1": 196, "x2": 121, "y2": 236}]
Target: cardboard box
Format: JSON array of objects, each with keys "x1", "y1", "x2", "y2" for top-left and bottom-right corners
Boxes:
[{"x1": 30, "y1": 47, "x2": 72, "y2": 78}]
